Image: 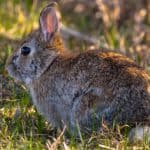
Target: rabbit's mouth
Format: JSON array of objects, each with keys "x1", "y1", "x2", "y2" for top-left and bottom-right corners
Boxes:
[
  {"x1": 6, "y1": 63, "x2": 35, "y2": 85},
  {"x1": 6, "y1": 63, "x2": 23, "y2": 83}
]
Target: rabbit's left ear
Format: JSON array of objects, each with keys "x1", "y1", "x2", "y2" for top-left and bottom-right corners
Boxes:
[{"x1": 39, "y1": 5, "x2": 59, "y2": 42}]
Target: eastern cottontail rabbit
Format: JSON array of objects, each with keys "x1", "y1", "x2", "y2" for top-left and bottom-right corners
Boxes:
[{"x1": 6, "y1": 3, "x2": 150, "y2": 140}]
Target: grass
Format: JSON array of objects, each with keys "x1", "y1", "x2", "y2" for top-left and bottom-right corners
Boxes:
[{"x1": 0, "y1": 0, "x2": 150, "y2": 149}]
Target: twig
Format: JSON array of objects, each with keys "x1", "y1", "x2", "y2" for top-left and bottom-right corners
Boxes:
[
  {"x1": 99, "y1": 144, "x2": 116, "y2": 150},
  {"x1": 60, "y1": 24, "x2": 100, "y2": 45},
  {"x1": 46, "y1": 125, "x2": 66, "y2": 150},
  {"x1": 63, "y1": 142, "x2": 70, "y2": 150}
]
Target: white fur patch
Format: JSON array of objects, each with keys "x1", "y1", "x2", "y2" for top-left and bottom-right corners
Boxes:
[
  {"x1": 128, "y1": 126, "x2": 150, "y2": 143},
  {"x1": 25, "y1": 77, "x2": 32, "y2": 85}
]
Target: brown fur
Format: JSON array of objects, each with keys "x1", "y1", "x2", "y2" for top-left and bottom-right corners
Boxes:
[{"x1": 6, "y1": 4, "x2": 150, "y2": 138}]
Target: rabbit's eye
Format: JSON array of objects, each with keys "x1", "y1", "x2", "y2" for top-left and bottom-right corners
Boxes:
[{"x1": 21, "y1": 46, "x2": 31, "y2": 56}]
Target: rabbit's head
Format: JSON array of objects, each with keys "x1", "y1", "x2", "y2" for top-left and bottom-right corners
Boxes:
[{"x1": 6, "y1": 3, "x2": 64, "y2": 84}]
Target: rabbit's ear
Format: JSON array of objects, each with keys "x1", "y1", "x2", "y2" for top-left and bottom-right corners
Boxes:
[{"x1": 39, "y1": 5, "x2": 59, "y2": 42}]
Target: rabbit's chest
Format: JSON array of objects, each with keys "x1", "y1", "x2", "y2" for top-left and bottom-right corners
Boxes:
[{"x1": 29, "y1": 85, "x2": 72, "y2": 127}]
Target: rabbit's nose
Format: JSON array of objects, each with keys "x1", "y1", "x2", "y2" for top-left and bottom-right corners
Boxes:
[{"x1": 12, "y1": 55, "x2": 18, "y2": 62}]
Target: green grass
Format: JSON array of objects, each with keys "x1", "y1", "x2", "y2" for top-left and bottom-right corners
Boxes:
[{"x1": 0, "y1": 0, "x2": 150, "y2": 149}]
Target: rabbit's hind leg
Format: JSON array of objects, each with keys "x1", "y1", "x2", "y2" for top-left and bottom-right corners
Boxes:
[{"x1": 69, "y1": 92, "x2": 109, "y2": 134}]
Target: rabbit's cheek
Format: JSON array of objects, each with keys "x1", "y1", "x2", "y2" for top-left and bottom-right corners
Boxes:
[{"x1": 30, "y1": 60, "x2": 37, "y2": 73}]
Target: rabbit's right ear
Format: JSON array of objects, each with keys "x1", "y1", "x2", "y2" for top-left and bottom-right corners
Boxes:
[{"x1": 39, "y1": 4, "x2": 59, "y2": 42}]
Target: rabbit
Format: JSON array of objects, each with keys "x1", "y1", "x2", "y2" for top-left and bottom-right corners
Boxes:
[{"x1": 6, "y1": 3, "x2": 150, "y2": 140}]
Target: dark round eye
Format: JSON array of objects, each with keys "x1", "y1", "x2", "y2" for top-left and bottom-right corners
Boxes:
[{"x1": 21, "y1": 46, "x2": 31, "y2": 56}]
